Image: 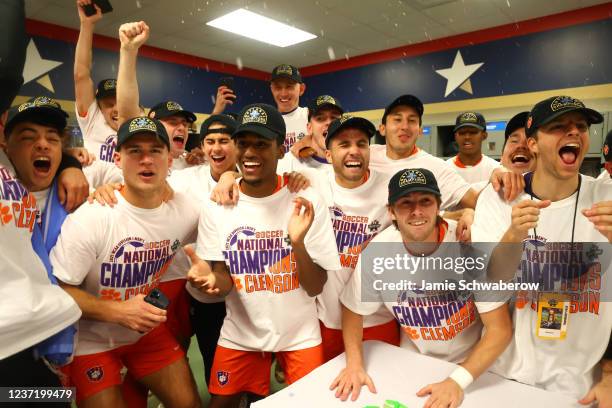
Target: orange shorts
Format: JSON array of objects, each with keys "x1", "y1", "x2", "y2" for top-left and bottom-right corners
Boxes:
[
  {"x1": 320, "y1": 319, "x2": 400, "y2": 362},
  {"x1": 158, "y1": 279, "x2": 193, "y2": 343},
  {"x1": 60, "y1": 323, "x2": 184, "y2": 403},
  {"x1": 209, "y1": 344, "x2": 324, "y2": 396}
]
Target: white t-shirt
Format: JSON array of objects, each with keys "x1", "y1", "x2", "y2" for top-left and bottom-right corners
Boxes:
[
  {"x1": 0, "y1": 151, "x2": 81, "y2": 359},
  {"x1": 369, "y1": 145, "x2": 471, "y2": 211},
  {"x1": 171, "y1": 155, "x2": 192, "y2": 172},
  {"x1": 277, "y1": 152, "x2": 331, "y2": 174},
  {"x1": 446, "y1": 155, "x2": 501, "y2": 186},
  {"x1": 315, "y1": 169, "x2": 394, "y2": 329},
  {"x1": 77, "y1": 101, "x2": 117, "y2": 163},
  {"x1": 341, "y1": 220, "x2": 505, "y2": 363},
  {"x1": 281, "y1": 106, "x2": 309, "y2": 153},
  {"x1": 596, "y1": 169, "x2": 610, "y2": 180},
  {"x1": 472, "y1": 175, "x2": 612, "y2": 399},
  {"x1": 196, "y1": 184, "x2": 341, "y2": 352},
  {"x1": 50, "y1": 190, "x2": 199, "y2": 355},
  {"x1": 83, "y1": 160, "x2": 123, "y2": 190}
]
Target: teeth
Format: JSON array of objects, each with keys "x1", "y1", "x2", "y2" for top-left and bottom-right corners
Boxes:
[
  {"x1": 564, "y1": 143, "x2": 579, "y2": 148},
  {"x1": 244, "y1": 161, "x2": 260, "y2": 166},
  {"x1": 212, "y1": 155, "x2": 225, "y2": 160},
  {"x1": 411, "y1": 221, "x2": 426, "y2": 226},
  {"x1": 345, "y1": 161, "x2": 361, "y2": 167},
  {"x1": 35, "y1": 157, "x2": 50, "y2": 162}
]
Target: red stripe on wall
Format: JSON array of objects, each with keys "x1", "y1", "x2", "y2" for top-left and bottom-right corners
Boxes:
[
  {"x1": 24, "y1": 18, "x2": 269, "y2": 81},
  {"x1": 300, "y1": 2, "x2": 612, "y2": 77}
]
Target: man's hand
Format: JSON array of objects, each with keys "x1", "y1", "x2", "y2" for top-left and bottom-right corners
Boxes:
[
  {"x1": 416, "y1": 378, "x2": 464, "y2": 408},
  {"x1": 211, "y1": 86, "x2": 236, "y2": 114},
  {"x1": 210, "y1": 172, "x2": 239, "y2": 206},
  {"x1": 119, "y1": 21, "x2": 150, "y2": 50},
  {"x1": 288, "y1": 197, "x2": 314, "y2": 246},
  {"x1": 290, "y1": 134, "x2": 315, "y2": 159},
  {"x1": 490, "y1": 167, "x2": 525, "y2": 202},
  {"x1": 65, "y1": 147, "x2": 95, "y2": 167},
  {"x1": 456, "y1": 208, "x2": 474, "y2": 243},
  {"x1": 76, "y1": 0, "x2": 103, "y2": 25},
  {"x1": 185, "y1": 246, "x2": 221, "y2": 295},
  {"x1": 582, "y1": 201, "x2": 612, "y2": 243},
  {"x1": 88, "y1": 182, "x2": 121, "y2": 207},
  {"x1": 506, "y1": 199, "x2": 551, "y2": 242},
  {"x1": 285, "y1": 172, "x2": 310, "y2": 193},
  {"x1": 58, "y1": 168, "x2": 89, "y2": 212},
  {"x1": 185, "y1": 147, "x2": 206, "y2": 166},
  {"x1": 579, "y1": 375, "x2": 612, "y2": 408},
  {"x1": 115, "y1": 294, "x2": 166, "y2": 333},
  {"x1": 330, "y1": 366, "x2": 377, "y2": 401}
]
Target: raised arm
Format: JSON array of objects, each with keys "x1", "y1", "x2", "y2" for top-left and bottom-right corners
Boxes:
[
  {"x1": 74, "y1": 0, "x2": 102, "y2": 116},
  {"x1": 117, "y1": 21, "x2": 149, "y2": 125}
]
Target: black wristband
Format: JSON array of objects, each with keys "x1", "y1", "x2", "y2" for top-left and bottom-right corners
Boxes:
[{"x1": 58, "y1": 153, "x2": 82, "y2": 173}]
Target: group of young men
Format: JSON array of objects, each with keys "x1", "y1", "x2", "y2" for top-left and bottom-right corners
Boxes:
[{"x1": 1, "y1": 1, "x2": 611, "y2": 408}]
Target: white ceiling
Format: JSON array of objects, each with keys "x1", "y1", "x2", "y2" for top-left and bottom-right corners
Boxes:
[{"x1": 25, "y1": 0, "x2": 609, "y2": 72}]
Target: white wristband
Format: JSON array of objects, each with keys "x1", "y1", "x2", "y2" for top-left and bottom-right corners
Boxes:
[{"x1": 449, "y1": 366, "x2": 474, "y2": 390}]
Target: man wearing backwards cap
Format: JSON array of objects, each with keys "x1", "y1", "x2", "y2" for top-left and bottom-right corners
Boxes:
[
  {"x1": 74, "y1": 0, "x2": 119, "y2": 163},
  {"x1": 369, "y1": 95, "x2": 479, "y2": 212},
  {"x1": 278, "y1": 94, "x2": 344, "y2": 173},
  {"x1": 472, "y1": 96, "x2": 612, "y2": 405},
  {"x1": 598, "y1": 129, "x2": 612, "y2": 180},
  {"x1": 50, "y1": 116, "x2": 202, "y2": 407},
  {"x1": 332, "y1": 168, "x2": 511, "y2": 407},
  {"x1": 187, "y1": 103, "x2": 340, "y2": 406},
  {"x1": 270, "y1": 64, "x2": 309, "y2": 153},
  {"x1": 116, "y1": 21, "x2": 197, "y2": 171},
  {"x1": 446, "y1": 111, "x2": 501, "y2": 185}
]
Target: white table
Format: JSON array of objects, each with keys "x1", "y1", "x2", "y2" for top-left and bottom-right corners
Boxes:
[{"x1": 253, "y1": 341, "x2": 579, "y2": 408}]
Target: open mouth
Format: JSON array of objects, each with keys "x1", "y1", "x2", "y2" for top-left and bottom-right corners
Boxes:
[
  {"x1": 172, "y1": 136, "x2": 185, "y2": 145},
  {"x1": 344, "y1": 160, "x2": 362, "y2": 169},
  {"x1": 33, "y1": 157, "x2": 51, "y2": 174},
  {"x1": 559, "y1": 143, "x2": 580, "y2": 165},
  {"x1": 210, "y1": 154, "x2": 226, "y2": 164},
  {"x1": 409, "y1": 220, "x2": 427, "y2": 227},
  {"x1": 242, "y1": 161, "x2": 261, "y2": 172},
  {"x1": 511, "y1": 154, "x2": 530, "y2": 164},
  {"x1": 138, "y1": 170, "x2": 155, "y2": 180}
]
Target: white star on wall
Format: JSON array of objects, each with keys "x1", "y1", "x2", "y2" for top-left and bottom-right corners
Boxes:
[
  {"x1": 435, "y1": 51, "x2": 484, "y2": 98},
  {"x1": 23, "y1": 39, "x2": 63, "y2": 93}
]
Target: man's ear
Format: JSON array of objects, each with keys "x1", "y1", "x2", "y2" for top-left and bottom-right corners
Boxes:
[
  {"x1": 325, "y1": 148, "x2": 332, "y2": 164},
  {"x1": 482, "y1": 131, "x2": 488, "y2": 141},
  {"x1": 387, "y1": 205, "x2": 397, "y2": 221},
  {"x1": 527, "y1": 136, "x2": 538, "y2": 155},
  {"x1": 299, "y1": 83, "x2": 306, "y2": 96},
  {"x1": 114, "y1": 151, "x2": 122, "y2": 169},
  {"x1": 379, "y1": 123, "x2": 386, "y2": 137}
]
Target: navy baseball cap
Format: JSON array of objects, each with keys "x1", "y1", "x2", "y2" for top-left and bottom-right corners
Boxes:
[
  {"x1": 326, "y1": 114, "x2": 375, "y2": 148},
  {"x1": 454, "y1": 112, "x2": 486, "y2": 132},
  {"x1": 95, "y1": 79, "x2": 117, "y2": 99},
  {"x1": 117, "y1": 116, "x2": 170, "y2": 150},
  {"x1": 200, "y1": 114, "x2": 237, "y2": 139},
  {"x1": 271, "y1": 64, "x2": 302, "y2": 83},
  {"x1": 5, "y1": 96, "x2": 68, "y2": 137},
  {"x1": 233, "y1": 103, "x2": 286, "y2": 145},
  {"x1": 149, "y1": 101, "x2": 197, "y2": 123},
  {"x1": 308, "y1": 95, "x2": 344, "y2": 120},
  {"x1": 382, "y1": 95, "x2": 424, "y2": 124},
  {"x1": 388, "y1": 168, "x2": 441, "y2": 205},
  {"x1": 526, "y1": 96, "x2": 603, "y2": 137}
]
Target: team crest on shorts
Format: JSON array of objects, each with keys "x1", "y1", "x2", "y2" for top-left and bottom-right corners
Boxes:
[
  {"x1": 86, "y1": 366, "x2": 104, "y2": 382},
  {"x1": 217, "y1": 370, "x2": 230, "y2": 386}
]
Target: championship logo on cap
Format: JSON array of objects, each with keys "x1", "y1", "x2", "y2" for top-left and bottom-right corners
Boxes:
[
  {"x1": 128, "y1": 117, "x2": 158, "y2": 133},
  {"x1": 459, "y1": 112, "x2": 478, "y2": 123},
  {"x1": 86, "y1": 366, "x2": 104, "y2": 382},
  {"x1": 339, "y1": 113, "x2": 353, "y2": 124},
  {"x1": 242, "y1": 106, "x2": 268, "y2": 125},
  {"x1": 316, "y1": 95, "x2": 336, "y2": 106},
  {"x1": 550, "y1": 96, "x2": 584, "y2": 112},
  {"x1": 275, "y1": 64, "x2": 293, "y2": 76},
  {"x1": 17, "y1": 96, "x2": 60, "y2": 112},
  {"x1": 103, "y1": 79, "x2": 117, "y2": 90},
  {"x1": 217, "y1": 371, "x2": 230, "y2": 387},
  {"x1": 166, "y1": 101, "x2": 183, "y2": 111},
  {"x1": 399, "y1": 169, "x2": 427, "y2": 187}
]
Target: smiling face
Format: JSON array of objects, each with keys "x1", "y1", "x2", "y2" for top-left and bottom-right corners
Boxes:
[
  {"x1": 388, "y1": 192, "x2": 440, "y2": 243},
  {"x1": 308, "y1": 106, "x2": 343, "y2": 153},
  {"x1": 270, "y1": 78, "x2": 305, "y2": 113},
  {"x1": 454, "y1": 127, "x2": 486, "y2": 156},
  {"x1": 528, "y1": 111, "x2": 589, "y2": 180},
  {"x1": 379, "y1": 105, "x2": 422, "y2": 158},
  {"x1": 326, "y1": 128, "x2": 370, "y2": 187},
  {"x1": 202, "y1": 122, "x2": 236, "y2": 179},
  {"x1": 5, "y1": 122, "x2": 62, "y2": 192},
  {"x1": 159, "y1": 114, "x2": 190, "y2": 157},
  {"x1": 501, "y1": 127, "x2": 535, "y2": 173},
  {"x1": 235, "y1": 133, "x2": 283, "y2": 188},
  {"x1": 114, "y1": 133, "x2": 171, "y2": 195},
  {"x1": 98, "y1": 96, "x2": 119, "y2": 131}
]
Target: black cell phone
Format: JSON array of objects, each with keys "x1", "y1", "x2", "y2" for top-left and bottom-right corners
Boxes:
[
  {"x1": 144, "y1": 288, "x2": 170, "y2": 310},
  {"x1": 83, "y1": 0, "x2": 113, "y2": 16},
  {"x1": 219, "y1": 76, "x2": 234, "y2": 91}
]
